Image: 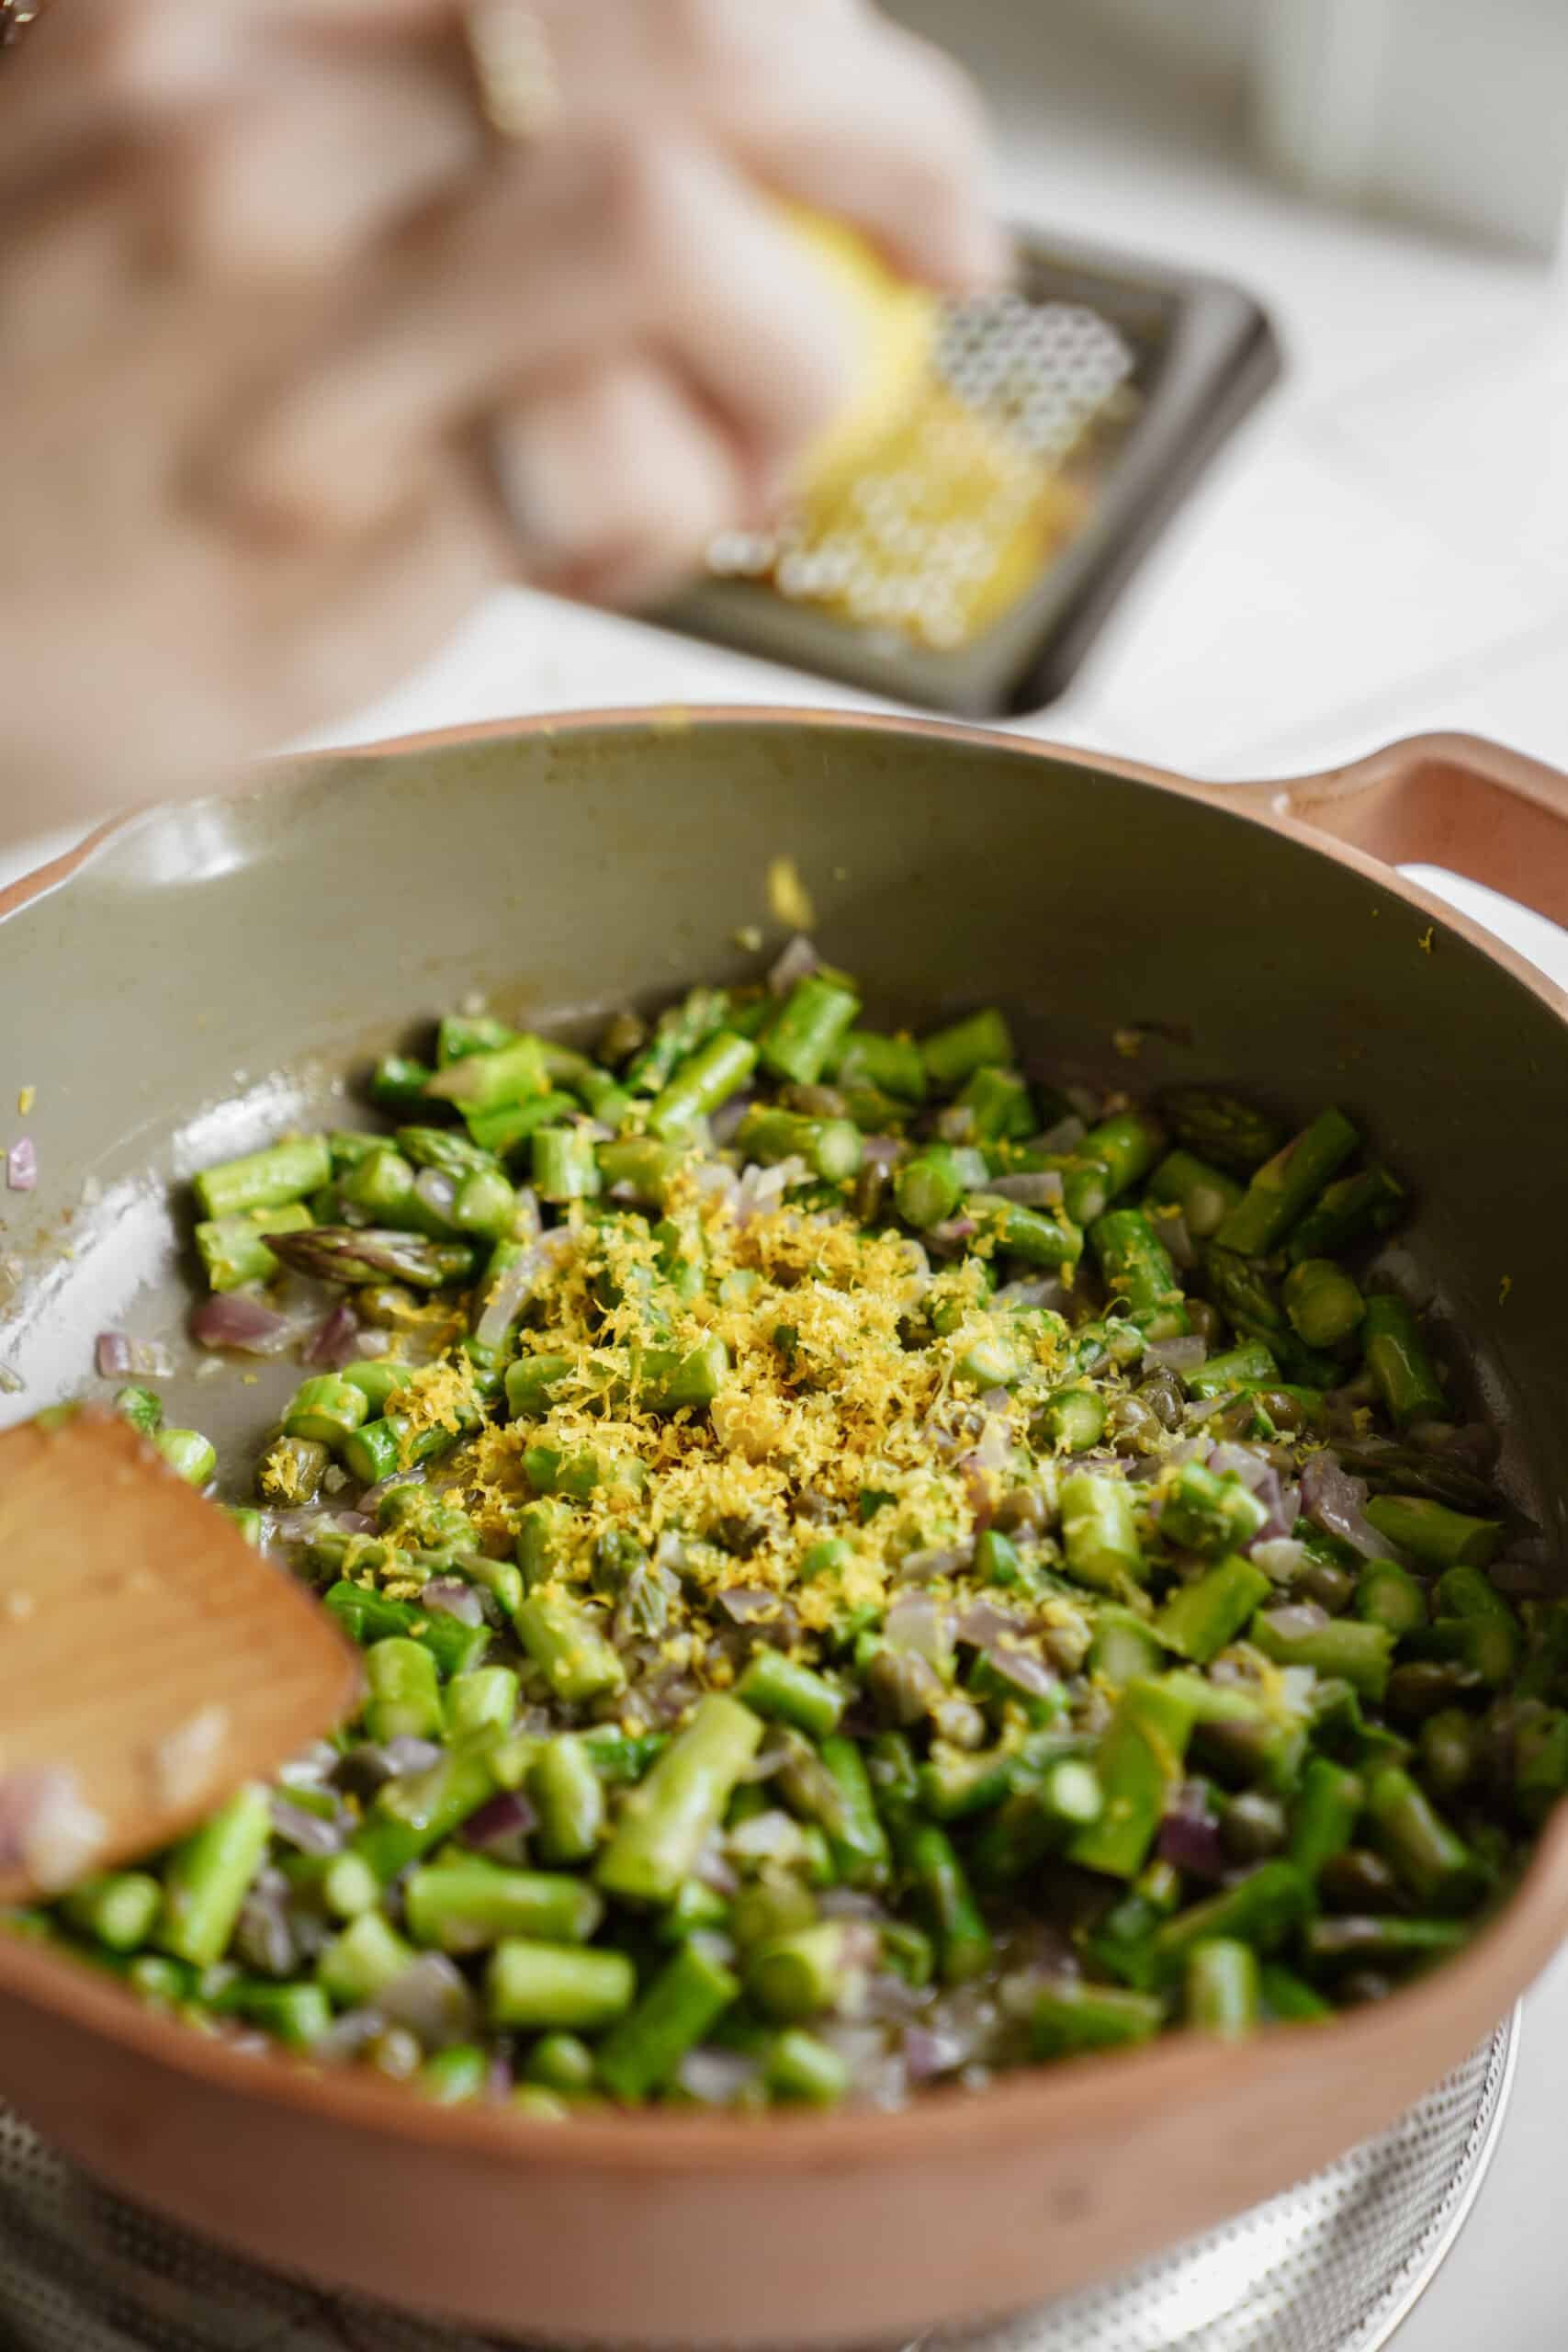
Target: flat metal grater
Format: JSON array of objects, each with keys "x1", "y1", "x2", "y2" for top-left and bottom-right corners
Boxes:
[
  {"x1": 0, "y1": 2014, "x2": 1514, "y2": 2352},
  {"x1": 657, "y1": 229, "x2": 1280, "y2": 718}
]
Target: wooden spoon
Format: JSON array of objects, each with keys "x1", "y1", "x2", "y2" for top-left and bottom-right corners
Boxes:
[{"x1": 0, "y1": 1410, "x2": 361, "y2": 1903}]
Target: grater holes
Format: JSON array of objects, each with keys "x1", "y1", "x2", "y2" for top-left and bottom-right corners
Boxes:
[{"x1": 705, "y1": 287, "x2": 1138, "y2": 652}]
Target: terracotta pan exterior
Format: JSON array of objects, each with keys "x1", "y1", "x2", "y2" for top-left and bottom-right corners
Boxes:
[{"x1": 2, "y1": 709, "x2": 1567, "y2": 2347}]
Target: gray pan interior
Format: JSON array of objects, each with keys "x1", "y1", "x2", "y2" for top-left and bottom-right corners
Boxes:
[{"x1": 1, "y1": 716, "x2": 1561, "y2": 1569}]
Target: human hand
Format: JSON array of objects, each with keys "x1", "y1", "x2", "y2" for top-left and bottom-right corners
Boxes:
[
  {"x1": 0, "y1": 0, "x2": 505, "y2": 837},
  {"x1": 223, "y1": 0, "x2": 1005, "y2": 610},
  {"x1": 0, "y1": 0, "x2": 998, "y2": 839}
]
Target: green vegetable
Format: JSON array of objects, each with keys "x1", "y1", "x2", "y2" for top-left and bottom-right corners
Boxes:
[{"x1": 63, "y1": 978, "x2": 1524, "y2": 2108}]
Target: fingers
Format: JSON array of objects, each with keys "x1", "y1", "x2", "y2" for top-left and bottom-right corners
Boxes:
[
  {"x1": 220, "y1": 127, "x2": 850, "y2": 542},
  {"x1": 140, "y1": 57, "x2": 479, "y2": 277},
  {"x1": 487, "y1": 356, "x2": 750, "y2": 607},
  {"x1": 711, "y1": 16, "x2": 1006, "y2": 293},
  {"x1": 0, "y1": 0, "x2": 479, "y2": 270},
  {"x1": 529, "y1": 0, "x2": 1006, "y2": 296},
  {"x1": 253, "y1": 458, "x2": 503, "y2": 751}
]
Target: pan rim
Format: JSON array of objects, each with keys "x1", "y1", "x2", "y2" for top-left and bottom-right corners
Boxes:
[{"x1": 3, "y1": 702, "x2": 1565, "y2": 2175}]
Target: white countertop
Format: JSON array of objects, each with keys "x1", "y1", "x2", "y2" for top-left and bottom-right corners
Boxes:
[{"x1": 6, "y1": 13, "x2": 1567, "y2": 2342}]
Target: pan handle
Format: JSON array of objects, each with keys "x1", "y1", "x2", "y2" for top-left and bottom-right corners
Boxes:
[{"x1": 1222, "y1": 730, "x2": 1568, "y2": 933}]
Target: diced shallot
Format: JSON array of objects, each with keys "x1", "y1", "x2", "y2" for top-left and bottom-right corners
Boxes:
[
  {"x1": 886, "y1": 1590, "x2": 952, "y2": 1665},
  {"x1": 422, "y1": 1578, "x2": 485, "y2": 1627},
  {"x1": 1300, "y1": 1452, "x2": 1396, "y2": 1561},
  {"x1": 190, "y1": 1294, "x2": 295, "y2": 1354},
  {"x1": 983, "y1": 1170, "x2": 1064, "y2": 1209},
  {"x1": 767, "y1": 933, "x2": 819, "y2": 995},
  {"x1": 1145, "y1": 1334, "x2": 1208, "y2": 1376},
  {"x1": 305, "y1": 1303, "x2": 361, "y2": 1368}
]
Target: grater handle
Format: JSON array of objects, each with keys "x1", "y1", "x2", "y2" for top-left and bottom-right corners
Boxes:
[{"x1": 1221, "y1": 730, "x2": 1568, "y2": 933}]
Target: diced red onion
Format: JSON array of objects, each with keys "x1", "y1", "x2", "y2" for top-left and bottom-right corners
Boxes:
[
  {"x1": 767, "y1": 933, "x2": 819, "y2": 995},
  {"x1": 861, "y1": 1135, "x2": 903, "y2": 1170},
  {"x1": 734, "y1": 1157, "x2": 807, "y2": 1224},
  {"x1": 710, "y1": 1089, "x2": 755, "y2": 1146},
  {"x1": 6, "y1": 1138, "x2": 37, "y2": 1193},
  {"x1": 1252, "y1": 1537, "x2": 1308, "y2": 1582},
  {"x1": 413, "y1": 1167, "x2": 457, "y2": 1221},
  {"x1": 822, "y1": 2024, "x2": 907, "y2": 2107},
  {"x1": 458, "y1": 1789, "x2": 536, "y2": 1851},
  {"x1": 1207, "y1": 1443, "x2": 1271, "y2": 1491},
  {"x1": 975, "y1": 1411, "x2": 1012, "y2": 1469},
  {"x1": 886, "y1": 1590, "x2": 952, "y2": 1665},
  {"x1": 1156, "y1": 1798, "x2": 1228, "y2": 1882},
  {"x1": 740, "y1": 1740, "x2": 789, "y2": 1784},
  {"x1": 95, "y1": 1330, "x2": 133, "y2": 1378},
  {"x1": 1300, "y1": 1452, "x2": 1395, "y2": 1561},
  {"x1": 641, "y1": 1668, "x2": 703, "y2": 1725},
  {"x1": 380, "y1": 1734, "x2": 444, "y2": 1775},
  {"x1": 1149, "y1": 1204, "x2": 1196, "y2": 1270},
  {"x1": 1238, "y1": 1467, "x2": 1293, "y2": 1549},
  {"x1": 818, "y1": 1888, "x2": 883, "y2": 1921},
  {"x1": 981, "y1": 1644, "x2": 1059, "y2": 1702},
  {"x1": 926, "y1": 1215, "x2": 976, "y2": 1257},
  {"x1": 361, "y1": 1466, "x2": 426, "y2": 1510},
  {"x1": 378, "y1": 1953, "x2": 477, "y2": 2050},
  {"x1": 1146, "y1": 1334, "x2": 1208, "y2": 1375},
  {"x1": 953, "y1": 1600, "x2": 1029, "y2": 1648},
  {"x1": 422, "y1": 1578, "x2": 485, "y2": 1628},
  {"x1": 693, "y1": 1838, "x2": 740, "y2": 1895},
  {"x1": 996, "y1": 1276, "x2": 1068, "y2": 1313},
  {"x1": 190, "y1": 1293, "x2": 295, "y2": 1355},
  {"x1": 234, "y1": 1884, "x2": 296, "y2": 1979},
  {"x1": 1184, "y1": 1396, "x2": 1231, "y2": 1427},
  {"x1": 316, "y1": 2007, "x2": 389, "y2": 2062},
  {"x1": 983, "y1": 1170, "x2": 1064, "y2": 1209},
  {"x1": 716, "y1": 1586, "x2": 777, "y2": 1623},
  {"x1": 1032, "y1": 1114, "x2": 1087, "y2": 1154},
  {"x1": 921, "y1": 1982, "x2": 997, "y2": 2057},
  {"x1": 305, "y1": 1303, "x2": 361, "y2": 1369},
  {"x1": 902, "y1": 2023, "x2": 971, "y2": 2082},
  {"x1": 677, "y1": 2046, "x2": 761, "y2": 2106},
  {"x1": 1259, "y1": 1601, "x2": 1329, "y2": 1639},
  {"x1": 727, "y1": 1808, "x2": 806, "y2": 1864},
  {"x1": 689, "y1": 1161, "x2": 739, "y2": 1211},
  {"x1": 278, "y1": 1741, "x2": 339, "y2": 1790},
  {"x1": 893, "y1": 1544, "x2": 973, "y2": 1593},
  {"x1": 472, "y1": 1231, "x2": 565, "y2": 1351},
  {"x1": 959, "y1": 1453, "x2": 997, "y2": 1532},
  {"x1": 269, "y1": 1506, "x2": 374, "y2": 1544}
]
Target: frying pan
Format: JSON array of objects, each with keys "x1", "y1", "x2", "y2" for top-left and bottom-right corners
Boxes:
[{"x1": 3, "y1": 709, "x2": 1567, "y2": 2349}]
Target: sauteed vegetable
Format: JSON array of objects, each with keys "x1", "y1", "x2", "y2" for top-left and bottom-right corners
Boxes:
[{"x1": 17, "y1": 949, "x2": 1559, "y2": 2109}]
